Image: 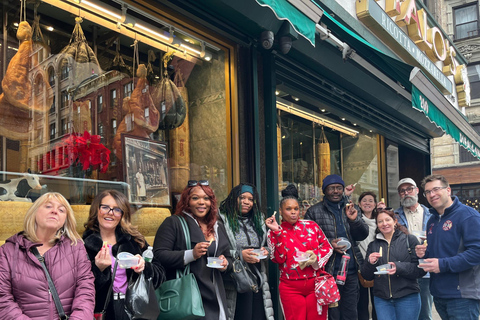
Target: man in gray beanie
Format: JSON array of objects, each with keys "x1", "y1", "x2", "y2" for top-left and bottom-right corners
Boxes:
[{"x1": 305, "y1": 174, "x2": 368, "y2": 320}]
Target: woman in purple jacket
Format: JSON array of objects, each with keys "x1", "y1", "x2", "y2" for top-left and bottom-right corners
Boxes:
[{"x1": 0, "y1": 192, "x2": 95, "y2": 319}]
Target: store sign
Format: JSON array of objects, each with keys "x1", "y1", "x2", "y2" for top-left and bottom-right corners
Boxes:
[
  {"x1": 412, "y1": 86, "x2": 480, "y2": 159},
  {"x1": 356, "y1": 0, "x2": 469, "y2": 105}
]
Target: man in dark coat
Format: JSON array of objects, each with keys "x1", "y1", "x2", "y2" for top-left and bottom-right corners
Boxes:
[{"x1": 305, "y1": 174, "x2": 368, "y2": 320}]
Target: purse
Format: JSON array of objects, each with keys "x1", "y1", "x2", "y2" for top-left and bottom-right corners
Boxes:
[
  {"x1": 32, "y1": 247, "x2": 69, "y2": 320},
  {"x1": 94, "y1": 260, "x2": 118, "y2": 320},
  {"x1": 358, "y1": 270, "x2": 374, "y2": 288},
  {"x1": 155, "y1": 215, "x2": 205, "y2": 320},
  {"x1": 315, "y1": 270, "x2": 341, "y2": 306},
  {"x1": 230, "y1": 244, "x2": 263, "y2": 293},
  {"x1": 125, "y1": 272, "x2": 160, "y2": 320}
]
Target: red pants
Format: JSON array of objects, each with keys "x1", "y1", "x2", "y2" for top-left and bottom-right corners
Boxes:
[{"x1": 279, "y1": 278, "x2": 328, "y2": 320}]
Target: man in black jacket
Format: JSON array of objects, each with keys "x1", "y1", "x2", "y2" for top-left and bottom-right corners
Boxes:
[{"x1": 305, "y1": 174, "x2": 368, "y2": 320}]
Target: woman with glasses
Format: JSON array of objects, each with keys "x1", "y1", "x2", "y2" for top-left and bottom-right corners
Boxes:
[
  {"x1": 83, "y1": 190, "x2": 165, "y2": 320},
  {"x1": 154, "y1": 180, "x2": 232, "y2": 320},
  {"x1": 218, "y1": 183, "x2": 273, "y2": 320},
  {"x1": 361, "y1": 208, "x2": 426, "y2": 320}
]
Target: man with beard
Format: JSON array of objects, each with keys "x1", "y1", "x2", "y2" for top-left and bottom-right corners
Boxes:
[
  {"x1": 395, "y1": 177, "x2": 433, "y2": 320},
  {"x1": 305, "y1": 174, "x2": 368, "y2": 320}
]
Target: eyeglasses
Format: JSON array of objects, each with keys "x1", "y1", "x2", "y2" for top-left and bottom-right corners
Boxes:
[
  {"x1": 398, "y1": 186, "x2": 416, "y2": 195},
  {"x1": 187, "y1": 180, "x2": 209, "y2": 187},
  {"x1": 326, "y1": 186, "x2": 344, "y2": 192},
  {"x1": 99, "y1": 204, "x2": 123, "y2": 217},
  {"x1": 423, "y1": 186, "x2": 447, "y2": 197}
]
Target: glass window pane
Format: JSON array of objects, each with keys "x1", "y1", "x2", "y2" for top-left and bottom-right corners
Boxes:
[{"x1": 0, "y1": 1, "x2": 231, "y2": 204}]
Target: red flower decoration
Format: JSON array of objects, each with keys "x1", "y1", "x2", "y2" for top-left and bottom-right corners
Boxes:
[{"x1": 59, "y1": 131, "x2": 111, "y2": 173}]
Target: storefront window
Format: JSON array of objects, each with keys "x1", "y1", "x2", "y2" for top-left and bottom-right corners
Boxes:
[
  {"x1": 0, "y1": 0, "x2": 232, "y2": 204},
  {"x1": 277, "y1": 98, "x2": 379, "y2": 214},
  {"x1": 386, "y1": 143, "x2": 400, "y2": 207}
]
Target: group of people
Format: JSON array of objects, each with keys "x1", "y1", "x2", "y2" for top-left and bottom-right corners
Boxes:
[{"x1": 0, "y1": 173, "x2": 479, "y2": 320}]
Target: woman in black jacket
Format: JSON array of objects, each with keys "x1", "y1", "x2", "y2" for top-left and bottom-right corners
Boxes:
[
  {"x1": 83, "y1": 190, "x2": 165, "y2": 320},
  {"x1": 154, "y1": 180, "x2": 233, "y2": 320},
  {"x1": 361, "y1": 208, "x2": 426, "y2": 320}
]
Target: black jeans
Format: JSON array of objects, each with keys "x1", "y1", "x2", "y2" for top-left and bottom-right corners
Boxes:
[{"x1": 329, "y1": 272, "x2": 359, "y2": 320}]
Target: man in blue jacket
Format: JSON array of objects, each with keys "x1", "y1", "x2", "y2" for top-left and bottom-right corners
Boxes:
[
  {"x1": 416, "y1": 174, "x2": 480, "y2": 320},
  {"x1": 395, "y1": 177, "x2": 433, "y2": 320}
]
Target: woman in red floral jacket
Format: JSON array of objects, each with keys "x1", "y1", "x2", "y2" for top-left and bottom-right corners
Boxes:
[{"x1": 266, "y1": 184, "x2": 338, "y2": 320}]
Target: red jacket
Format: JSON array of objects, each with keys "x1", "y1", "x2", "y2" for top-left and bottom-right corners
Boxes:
[
  {"x1": 0, "y1": 233, "x2": 95, "y2": 319},
  {"x1": 268, "y1": 220, "x2": 333, "y2": 280}
]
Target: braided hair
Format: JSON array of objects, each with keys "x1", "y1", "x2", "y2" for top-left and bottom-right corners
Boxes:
[
  {"x1": 280, "y1": 184, "x2": 299, "y2": 208},
  {"x1": 219, "y1": 183, "x2": 264, "y2": 237}
]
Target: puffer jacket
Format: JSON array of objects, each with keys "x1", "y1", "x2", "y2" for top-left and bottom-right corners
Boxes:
[
  {"x1": 0, "y1": 232, "x2": 95, "y2": 320},
  {"x1": 361, "y1": 230, "x2": 426, "y2": 300},
  {"x1": 304, "y1": 196, "x2": 368, "y2": 275}
]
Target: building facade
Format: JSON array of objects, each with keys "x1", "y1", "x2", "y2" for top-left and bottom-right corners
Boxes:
[{"x1": 430, "y1": 0, "x2": 480, "y2": 212}]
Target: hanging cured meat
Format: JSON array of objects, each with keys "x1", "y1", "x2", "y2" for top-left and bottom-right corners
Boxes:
[
  {"x1": 0, "y1": 21, "x2": 50, "y2": 141},
  {"x1": 317, "y1": 127, "x2": 331, "y2": 189},
  {"x1": 113, "y1": 64, "x2": 160, "y2": 159},
  {"x1": 150, "y1": 52, "x2": 186, "y2": 130},
  {"x1": 59, "y1": 17, "x2": 102, "y2": 86}
]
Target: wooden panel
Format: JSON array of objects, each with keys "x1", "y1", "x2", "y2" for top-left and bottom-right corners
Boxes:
[{"x1": 433, "y1": 166, "x2": 480, "y2": 185}]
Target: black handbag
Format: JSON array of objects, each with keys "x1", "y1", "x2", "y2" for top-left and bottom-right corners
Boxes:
[
  {"x1": 32, "y1": 247, "x2": 69, "y2": 320},
  {"x1": 230, "y1": 245, "x2": 264, "y2": 294},
  {"x1": 125, "y1": 272, "x2": 160, "y2": 320}
]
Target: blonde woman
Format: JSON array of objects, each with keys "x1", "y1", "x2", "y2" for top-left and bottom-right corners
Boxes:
[{"x1": 0, "y1": 192, "x2": 95, "y2": 319}]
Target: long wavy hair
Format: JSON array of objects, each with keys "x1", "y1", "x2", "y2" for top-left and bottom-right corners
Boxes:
[
  {"x1": 84, "y1": 189, "x2": 145, "y2": 247},
  {"x1": 175, "y1": 183, "x2": 218, "y2": 235},
  {"x1": 219, "y1": 183, "x2": 264, "y2": 237},
  {"x1": 23, "y1": 192, "x2": 81, "y2": 245}
]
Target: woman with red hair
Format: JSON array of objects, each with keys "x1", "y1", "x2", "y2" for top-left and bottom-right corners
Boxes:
[{"x1": 154, "y1": 180, "x2": 232, "y2": 320}]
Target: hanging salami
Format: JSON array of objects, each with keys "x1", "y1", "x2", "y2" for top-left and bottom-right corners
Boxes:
[
  {"x1": 317, "y1": 127, "x2": 331, "y2": 189},
  {"x1": 150, "y1": 52, "x2": 186, "y2": 130}
]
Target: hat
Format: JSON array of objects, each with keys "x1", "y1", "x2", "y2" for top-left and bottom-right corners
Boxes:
[
  {"x1": 397, "y1": 178, "x2": 417, "y2": 190},
  {"x1": 322, "y1": 174, "x2": 345, "y2": 192}
]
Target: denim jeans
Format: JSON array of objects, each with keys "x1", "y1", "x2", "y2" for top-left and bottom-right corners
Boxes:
[
  {"x1": 374, "y1": 293, "x2": 421, "y2": 320},
  {"x1": 418, "y1": 277, "x2": 433, "y2": 320},
  {"x1": 433, "y1": 297, "x2": 480, "y2": 320}
]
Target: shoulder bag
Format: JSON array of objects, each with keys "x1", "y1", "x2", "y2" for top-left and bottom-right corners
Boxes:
[
  {"x1": 156, "y1": 215, "x2": 205, "y2": 320},
  {"x1": 94, "y1": 260, "x2": 119, "y2": 320},
  {"x1": 231, "y1": 244, "x2": 263, "y2": 293},
  {"x1": 32, "y1": 247, "x2": 69, "y2": 320}
]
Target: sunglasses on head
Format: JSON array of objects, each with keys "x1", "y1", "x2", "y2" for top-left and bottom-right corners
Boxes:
[
  {"x1": 187, "y1": 180, "x2": 209, "y2": 187},
  {"x1": 377, "y1": 207, "x2": 393, "y2": 212}
]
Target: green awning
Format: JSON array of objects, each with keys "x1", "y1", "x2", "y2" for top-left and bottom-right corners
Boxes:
[
  {"x1": 412, "y1": 85, "x2": 480, "y2": 160},
  {"x1": 255, "y1": 0, "x2": 316, "y2": 45}
]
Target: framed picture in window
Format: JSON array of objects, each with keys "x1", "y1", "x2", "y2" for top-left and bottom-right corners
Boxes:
[{"x1": 122, "y1": 134, "x2": 170, "y2": 206}]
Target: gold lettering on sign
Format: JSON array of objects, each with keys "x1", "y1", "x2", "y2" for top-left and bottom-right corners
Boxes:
[
  {"x1": 396, "y1": 0, "x2": 422, "y2": 41},
  {"x1": 385, "y1": 0, "x2": 401, "y2": 17},
  {"x1": 425, "y1": 27, "x2": 446, "y2": 62},
  {"x1": 414, "y1": 9, "x2": 431, "y2": 51}
]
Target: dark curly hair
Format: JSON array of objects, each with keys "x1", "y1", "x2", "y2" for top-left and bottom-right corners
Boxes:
[
  {"x1": 280, "y1": 184, "x2": 299, "y2": 208},
  {"x1": 219, "y1": 183, "x2": 264, "y2": 237}
]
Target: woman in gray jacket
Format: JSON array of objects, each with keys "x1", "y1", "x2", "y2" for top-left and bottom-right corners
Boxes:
[{"x1": 219, "y1": 183, "x2": 274, "y2": 320}]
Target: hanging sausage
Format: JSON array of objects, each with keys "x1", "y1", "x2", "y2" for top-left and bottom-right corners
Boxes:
[{"x1": 317, "y1": 127, "x2": 331, "y2": 189}]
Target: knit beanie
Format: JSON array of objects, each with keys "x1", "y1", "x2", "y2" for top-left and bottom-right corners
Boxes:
[{"x1": 322, "y1": 174, "x2": 345, "y2": 193}]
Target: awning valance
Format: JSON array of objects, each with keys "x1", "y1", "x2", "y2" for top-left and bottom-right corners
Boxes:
[
  {"x1": 255, "y1": 0, "x2": 317, "y2": 45},
  {"x1": 411, "y1": 69, "x2": 480, "y2": 160}
]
